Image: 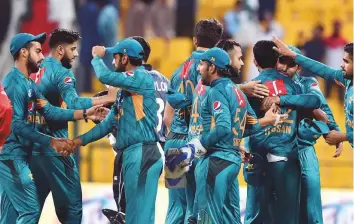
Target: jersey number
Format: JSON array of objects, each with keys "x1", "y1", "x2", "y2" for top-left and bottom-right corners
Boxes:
[
  {"x1": 156, "y1": 98, "x2": 164, "y2": 132},
  {"x1": 191, "y1": 97, "x2": 199, "y2": 123},
  {"x1": 232, "y1": 108, "x2": 247, "y2": 137}
]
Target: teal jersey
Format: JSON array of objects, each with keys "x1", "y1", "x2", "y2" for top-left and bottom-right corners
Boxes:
[
  {"x1": 169, "y1": 50, "x2": 204, "y2": 135},
  {"x1": 295, "y1": 54, "x2": 353, "y2": 147},
  {"x1": 295, "y1": 75, "x2": 340, "y2": 147},
  {"x1": 1, "y1": 67, "x2": 75, "y2": 159},
  {"x1": 30, "y1": 57, "x2": 93, "y2": 155},
  {"x1": 188, "y1": 80, "x2": 210, "y2": 141},
  {"x1": 79, "y1": 58, "x2": 158, "y2": 149},
  {"x1": 247, "y1": 69, "x2": 321, "y2": 157},
  {"x1": 199, "y1": 78, "x2": 261, "y2": 164}
]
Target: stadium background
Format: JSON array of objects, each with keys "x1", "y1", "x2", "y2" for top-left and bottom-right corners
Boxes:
[{"x1": 0, "y1": 0, "x2": 352, "y2": 223}]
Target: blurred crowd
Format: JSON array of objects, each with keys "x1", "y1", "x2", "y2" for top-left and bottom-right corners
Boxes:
[{"x1": 0, "y1": 0, "x2": 349, "y2": 101}]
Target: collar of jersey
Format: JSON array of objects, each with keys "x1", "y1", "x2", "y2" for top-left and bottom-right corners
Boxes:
[
  {"x1": 12, "y1": 67, "x2": 28, "y2": 80},
  {"x1": 45, "y1": 57, "x2": 61, "y2": 65},
  {"x1": 210, "y1": 77, "x2": 230, "y2": 87}
]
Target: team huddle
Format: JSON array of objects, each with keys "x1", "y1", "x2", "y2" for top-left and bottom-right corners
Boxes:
[{"x1": 0, "y1": 18, "x2": 352, "y2": 224}]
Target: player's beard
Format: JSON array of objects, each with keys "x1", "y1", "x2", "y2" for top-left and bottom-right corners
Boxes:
[
  {"x1": 229, "y1": 66, "x2": 240, "y2": 84},
  {"x1": 115, "y1": 57, "x2": 126, "y2": 72},
  {"x1": 343, "y1": 68, "x2": 353, "y2": 79},
  {"x1": 61, "y1": 52, "x2": 72, "y2": 69},
  {"x1": 27, "y1": 54, "x2": 41, "y2": 73}
]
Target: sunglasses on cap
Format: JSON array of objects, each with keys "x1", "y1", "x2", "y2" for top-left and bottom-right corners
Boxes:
[{"x1": 279, "y1": 56, "x2": 297, "y2": 68}]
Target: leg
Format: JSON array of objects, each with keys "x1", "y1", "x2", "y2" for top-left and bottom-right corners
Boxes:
[
  {"x1": 196, "y1": 156, "x2": 242, "y2": 224},
  {"x1": 0, "y1": 160, "x2": 40, "y2": 224},
  {"x1": 36, "y1": 156, "x2": 82, "y2": 224},
  {"x1": 123, "y1": 143, "x2": 162, "y2": 224},
  {"x1": 298, "y1": 147, "x2": 323, "y2": 224},
  {"x1": 185, "y1": 158, "x2": 198, "y2": 223},
  {"x1": 164, "y1": 134, "x2": 188, "y2": 224},
  {"x1": 243, "y1": 161, "x2": 273, "y2": 224},
  {"x1": 0, "y1": 189, "x2": 18, "y2": 224},
  {"x1": 113, "y1": 151, "x2": 126, "y2": 213},
  {"x1": 269, "y1": 160, "x2": 300, "y2": 224},
  {"x1": 30, "y1": 156, "x2": 51, "y2": 214}
]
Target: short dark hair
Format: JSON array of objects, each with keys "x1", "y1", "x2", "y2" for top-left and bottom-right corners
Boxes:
[
  {"x1": 253, "y1": 40, "x2": 279, "y2": 69},
  {"x1": 118, "y1": 53, "x2": 143, "y2": 66},
  {"x1": 215, "y1": 39, "x2": 241, "y2": 52},
  {"x1": 344, "y1": 43, "x2": 353, "y2": 60},
  {"x1": 131, "y1": 36, "x2": 150, "y2": 62},
  {"x1": 49, "y1": 29, "x2": 81, "y2": 49},
  {"x1": 205, "y1": 61, "x2": 230, "y2": 78},
  {"x1": 194, "y1": 19, "x2": 223, "y2": 48},
  {"x1": 13, "y1": 42, "x2": 33, "y2": 61}
]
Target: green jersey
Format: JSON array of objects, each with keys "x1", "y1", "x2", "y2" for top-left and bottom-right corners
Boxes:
[
  {"x1": 295, "y1": 54, "x2": 353, "y2": 147},
  {"x1": 1, "y1": 67, "x2": 75, "y2": 159},
  {"x1": 295, "y1": 74, "x2": 340, "y2": 146},
  {"x1": 248, "y1": 69, "x2": 321, "y2": 157},
  {"x1": 188, "y1": 80, "x2": 210, "y2": 141},
  {"x1": 79, "y1": 57, "x2": 158, "y2": 149},
  {"x1": 199, "y1": 78, "x2": 261, "y2": 164},
  {"x1": 169, "y1": 50, "x2": 204, "y2": 135},
  {"x1": 30, "y1": 57, "x2": 93, "y2": 155}
]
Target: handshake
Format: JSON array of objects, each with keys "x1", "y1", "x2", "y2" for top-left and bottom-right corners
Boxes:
[{"x1": 50, "y1": 138, "x2": 83, "y2": 156}]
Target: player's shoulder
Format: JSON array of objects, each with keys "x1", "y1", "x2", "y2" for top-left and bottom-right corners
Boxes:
[
  {"x1": 42, "y1": 58, "x2": 72, "y2": 80},
  {"x1": 3, "y1": 69, "x2": 22, "y2": 87},
  {"x1": 149, "y1": 69, "x2": 170, "y2": 84}
]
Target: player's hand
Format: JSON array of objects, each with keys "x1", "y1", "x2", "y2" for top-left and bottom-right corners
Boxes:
[
  {"x1": 107, "y1": 87, "x2": 119, "y2": 103},
  {"x1": 86, "y1": 105, "x2": 110, "y2": 121},
  {"x1": 272, "y1": 36, "x2": 297, "y2": 59},
  {"x1": 264, "y1": 103, "x2": 288, "y2": 126},
  {"x1": 240, "y1": 81, "x2": 269, "y2": 99},
  {"x1": 333, "y1": 142, "x2": 344, "y2": 158},
  {"x1": 261, "y1": 96, "x2": 280, "y2": 111},
  {"x1": 92, "y1": 46, "x2": 106, "y2": 57},
  {"x1": 325, "y1": 130, "x2": 345, "y2": 145},
  {"x1": 239, "y1": 146, "x2": 252, "y2": 163},
  {"x1": 50, "y1": 138, "x2": 74, "y2": 155},
  {"x1": 312, "y1": 109, "x2": 329, "y2": 123}
]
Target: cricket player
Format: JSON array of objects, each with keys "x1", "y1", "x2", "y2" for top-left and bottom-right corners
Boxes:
[
  {"x1": 25, "y1": 29, "x2": 115, "y2": 223},
  {"x1": 164, "y1": 19, "x2": 223, "y2": 224},
  {"x1": 183, "y1": 47, "x2": 261, "y2": 223},
  {"x1": 30, "y1": 29, "x2": 116, "y2": 223},
  {"x1": 276, "y1": 45, "x2": 341, "y2": 224},
  {"x1": 273, "y1": 38, "x2": 353, "y2": 148},
  {"x1": 101, "y1": 36, "x2": 170, "y2": 224},
  {"x1": 0, "y1": 32, "x2": 104, "y2": 224},
  {"x1": 71, "y1": 38, "x2": 162, "y2": 224},
  {"x1": 244, "y1": 40, "x2": 322, "y2": 224}
]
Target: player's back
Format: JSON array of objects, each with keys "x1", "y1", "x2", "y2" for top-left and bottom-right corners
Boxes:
[
  {"x1": 145, "y1": 65, "x2": 170, "y2": 143},
  {"x1": 115, "y1": 67, "x2": 159, "y2": 150},
  {"x1": 188, "y1": 80, "x2": 210, "y2": 141},
  {"x1": 169, "y1": 50, "x2": 204, "y2": 135},
  {"x1": 248, "y1": 69, "x2": 301, "y2": 157}
]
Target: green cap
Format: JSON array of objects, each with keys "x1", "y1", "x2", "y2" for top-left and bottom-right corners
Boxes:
[
  {"x1": 199, "y1": 47, "x2": 231, "y2": 69},
  {"x1": 105, "y1": 38, "x2": 144, "y2": 59},
  {"x1": 298, "y1": 118, "x2": 330, "y2": 145},
  {"x1": 10, "y1": 32, "x2": 46, "y2": 56}
]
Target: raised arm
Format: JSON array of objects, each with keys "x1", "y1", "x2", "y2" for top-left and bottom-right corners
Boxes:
[{"x1": 91, "y1": 57, "x2": 148, "y2": 94}]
